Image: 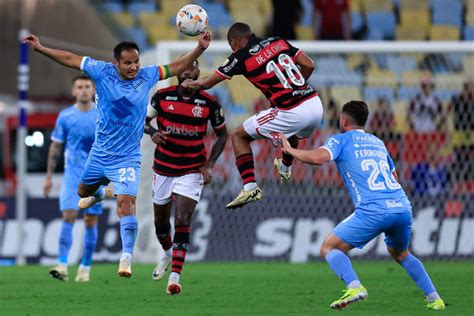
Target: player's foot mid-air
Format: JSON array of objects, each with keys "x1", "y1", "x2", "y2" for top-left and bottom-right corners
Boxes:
[
  {"x1": 181, "y1": 22, "x2": 324, "y2": 209},
  {"x1": 25, "y1": 30, "x2": 212, "y2": 279},
  {"x1": 145, "y1": 59, "x2": 227, "y2": 294},
  {"x1": 281, "y1": 101, "x2": 445, "y2": 311}
]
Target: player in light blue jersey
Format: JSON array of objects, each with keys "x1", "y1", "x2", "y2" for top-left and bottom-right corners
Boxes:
[
  {"x1": 25, "y1": 31, "x2": 212, "y2": 278},
  {"x1": 43, "y1": 75, "x2": 104, "y2": 282},
  {"x1": 280, "y1": 101, "x2": 445, "y2": 311}
]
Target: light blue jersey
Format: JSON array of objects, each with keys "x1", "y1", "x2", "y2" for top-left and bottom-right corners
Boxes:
[
  {"x1": 79, "y1": 57, "x2": 164, "y2": 196},
  {"x1": 51, "y1": 105, "x2": 101, "y2": 214},
  {"x1": 80, "y1": 56, "x2": 162, "y2": 157},
  {"x1": 322, "y1": 129, "x2": 411, "y2": 214}
]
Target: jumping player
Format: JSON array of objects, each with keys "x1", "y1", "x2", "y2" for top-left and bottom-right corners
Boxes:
[
  {"x1": 182, "y1": 22, "x2": 323, "y2": 209},
  {"x1": 24, "y1": 31, "x2": 212, "y2": 278},
  {"x1": 44, "y1": 75, "x2": 106, "y2": 282},
  {"x1": 280, "y1": 100, "x2": 445, "y2": 310},
  {"x1": 145, "y1": 60, "x2": 227, "y2": 295}
]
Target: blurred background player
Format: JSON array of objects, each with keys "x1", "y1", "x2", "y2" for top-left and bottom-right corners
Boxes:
[
  {"x1": 24, "y1": 31, "x2": 212, "y2": 278},
  {"x1": 44, "y1": 75, "x2": 103, "y2": 282},
  {"x1": 182, "y1": 22, "x2": 323, "y2": 209},
  {"x1": 145, "y1": 60, "x2": 227, "y2": 295},
  {"x1": 280, "y1": 101, "x2": 445, "y2": 310}
]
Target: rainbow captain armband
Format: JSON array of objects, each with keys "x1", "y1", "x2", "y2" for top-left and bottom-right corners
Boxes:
[{"x1": 159, "y1": 64, "x2": 170, "y2": 80}]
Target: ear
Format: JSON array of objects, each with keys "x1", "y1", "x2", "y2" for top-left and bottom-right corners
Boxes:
[{"x1": 112, "y1": 58, "x2": 119, "y2": 67}]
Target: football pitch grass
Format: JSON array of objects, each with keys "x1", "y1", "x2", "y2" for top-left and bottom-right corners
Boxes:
[{"x1": 1, "y1": 261, "x2": 472, "y2": 315}]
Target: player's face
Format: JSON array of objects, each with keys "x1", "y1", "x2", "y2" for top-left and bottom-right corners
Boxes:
[
  {"x1": 178, "y1": 63, "x2": 200, "y2": 84},
  {"x1": 114, "y1": 49, "x2": 140, "y2": 80},
  {"x1": 72, "y1": 79, "x2": 95, "y2": 103},
  {"x1": 228, "y1": 38, "x2": 245, "y2": 52}
]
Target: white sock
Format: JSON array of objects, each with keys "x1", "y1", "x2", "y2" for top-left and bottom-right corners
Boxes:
[
  {"x1": 169, "y1": 272, "x2": 180, "y2": 283},
  {"x1": 243, "y1": 182, "x2": 257, "y2": 191},
  {"x1": 348, "y1": 280, "x2": 362, "y2": 289},
  {"x1": 79, "y1": 264, "x2": 91, "y2": 271},
  {"x1": 427, "y1": 291, "x2": 441, "y2": 302},
  {"x1": 120, "y1": 252, "x2": 132, "y2": 261}
]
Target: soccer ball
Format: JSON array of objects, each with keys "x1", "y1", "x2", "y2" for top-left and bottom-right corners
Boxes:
[{"x1": 176, "y1": 4, "x2": 208, "y2": 36}]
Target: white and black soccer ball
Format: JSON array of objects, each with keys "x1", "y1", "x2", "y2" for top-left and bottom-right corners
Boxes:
[{"x1": 176, "y1": 4, "x2": 208, "y2": 36}]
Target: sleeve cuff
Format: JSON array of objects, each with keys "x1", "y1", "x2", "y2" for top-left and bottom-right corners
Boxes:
[
  {"x1": 320, "y1": 146, "x2": 334, "y2": 161},
  {"x1": 295, "y1": 49, "x2": 303, "y2": 59},
  {"x1": 51, "y1": 136, "x2": 64, "y2": 143},
  {"x1": 80, "y1": 56, "x2": 88, "y2": 71},
  {"x1": 215, "y1": 69, "x2": 231, "y2": 80},
  {"x1": 213, "y1": 122, "x2": 226, "y2": 130}
]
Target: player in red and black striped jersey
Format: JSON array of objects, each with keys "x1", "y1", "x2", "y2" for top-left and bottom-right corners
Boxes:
[
  {"x1": 144, "y1": 60, "x2": 227, "y2": 295},
  {"x1": 182, "y1": 22, "x2": 324, "y2": 209}
]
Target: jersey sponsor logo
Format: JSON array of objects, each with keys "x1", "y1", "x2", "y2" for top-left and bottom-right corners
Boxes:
[
  {"x1": 166, "y1": 96, "x2": 178, "y2": 101},
  {"x1": 110, "y1": 119, "x2": 132, "y2": 127},
  {"x1": 223, "y1": 58, "x2": 238, "y2": 73},
  {"x1": 111, "y1": 97, "x2": 134, "y2": 118},
  {"x1": 165, "y1": 125, "x2": 199, "y2": 136},
  {"x1": 386, "y1": 200, "x2": 404, "y2": 208},
  {"x1": 249, "y1": 44, "x2": 262, "y2": 55},
  {"x1": 325, "y1": 137, "x2": 340, "y2": 147},
  {"x1": 192, "y1": 106, "x2": 203, "y2": 118},
  {"x1": 194, "y1": 98, "x2": 207, "y2": 105}
]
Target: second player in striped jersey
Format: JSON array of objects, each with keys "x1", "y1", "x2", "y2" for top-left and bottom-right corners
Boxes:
[
  {"x1": 182, "y1": 22, "x2": 324, "y2": 209},
  {"x1": 145, "y1": 60, "x2": 227, "y2": 295}
]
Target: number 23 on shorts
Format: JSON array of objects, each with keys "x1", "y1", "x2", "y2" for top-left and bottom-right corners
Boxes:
[{"x1": 118, "y1": 167, "x2": 136, "y2": 183}]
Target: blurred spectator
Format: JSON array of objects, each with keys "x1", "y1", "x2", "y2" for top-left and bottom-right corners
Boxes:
[
  {"x1": 269, "y1": 0, "x2": 302, "y2": 39},
  {"x1": 409, "y1": 145, "x2": 448, "y2": 197},
  {"x1": 451, "y1": 79, "x2": 474, "y2": 131},
  {"x1": 313, "y1": 0, "x2": 351, "y2": 40},
  {"x1": 369, "y1": 97, "x2": 395, "y2": 140},
  {"x1": 408, "y1": 78, "x2": 444, "y2": 133},
  {"x1": 324, "y1": 99, "x2": 340, "y2": 131}
]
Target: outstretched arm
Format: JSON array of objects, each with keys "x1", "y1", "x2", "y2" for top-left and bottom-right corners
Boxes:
[
  {"x1": 167, "y1": 31, "x2": 212, "y2": 77},
  {"x1": 181, "y1": 72, "x2": 225, "y2": 90},
  {"x1": 24, "y1": 35, "x2": 83, "y2": 70},
  {"x1": 280, "y1": 133, "x2": 330, "y2": 165}
]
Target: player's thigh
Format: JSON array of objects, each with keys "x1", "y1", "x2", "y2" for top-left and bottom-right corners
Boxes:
[
  {"x1": 293, "y1": 95, "x2": 324, "y2": 138},
  {"x1": 105, "y1": 157, "x2": 141, "y2": 197},
  {"x1": 80, "y1": 155, "x2": 109, "y2": 193},
  {"x1": 384, "y1": 212, "x2": 412, "y2": 251},
  {"x1": 152, "y1": 173, "x2": 175, "y2": 205},
  {"x1": 332, "y1": 211, "x2": 385, "y2": 249}
]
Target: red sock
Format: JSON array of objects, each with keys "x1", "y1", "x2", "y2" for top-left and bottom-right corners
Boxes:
[
  {"x1": 171, "y1": 225, "x2": 190, "y2": 275},
  {"x1": 236, "y1": 153, "x2": 256, "y2": 185}
]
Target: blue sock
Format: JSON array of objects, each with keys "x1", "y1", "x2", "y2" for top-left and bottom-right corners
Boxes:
[
  {"x1": 325, "y1": 249, "x2": 359, "y2": 286},
  {"x1": 81, "y1": 225, "x2": 98, "y2": 267},
  {"x1": 400, "y1": 253, "x2": 436, "y2": 296},
  {"x1": 58, "y1": 221, "x2": 74, "y2": 265},
  {"x1": 120, "y1": 215, "x2": 138, "y2": 254}
]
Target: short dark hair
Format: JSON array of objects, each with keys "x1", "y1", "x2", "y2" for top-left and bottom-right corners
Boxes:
[
  {"x1": 227, "y1": 22, "x2": 252, "y2": 42},
  {"x1": 72, "y1": 74, "x2": 92, "y2": 83},
  {"x1": 113, "y1": 41, "x2": 139, "y2": 60},
  {"x1": 342, "y1": 101, "x2": 369, "y2": 127}
]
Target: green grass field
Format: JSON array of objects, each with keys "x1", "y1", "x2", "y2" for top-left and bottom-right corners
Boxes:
[{"x1": 0, "y1": 261, "x2": 472, "y2": 315}]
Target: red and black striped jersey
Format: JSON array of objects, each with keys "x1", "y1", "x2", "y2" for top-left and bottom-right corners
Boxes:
[
  {"x1": 216, "y1": 34, "x2": 316, "y2": 110},
  {"x1": 150, "y1": 86, "x2": 226, "y2": 176}
]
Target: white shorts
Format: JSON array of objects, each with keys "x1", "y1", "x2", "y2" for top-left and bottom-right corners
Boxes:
[
  {"x1": 152, "y1": 172, "x2": 204, "y2": 205},
  {"x1": 243, "y1": 95, "x2": 323, "y2": 145}
]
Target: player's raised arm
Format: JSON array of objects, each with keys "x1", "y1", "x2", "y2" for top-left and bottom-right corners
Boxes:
[
  {"x1": 166, "y1": 31, "x2": 212, "y2": 78},
  {"x1": 23, "y1": 35, "x2": 83, "y2": 70},
  {"x1": 295, "y1": 51, "x2": 315, "y2": 80},
  {"x1": 181, "y1": 72, "x2": 225, "y2": 90},
  {"x1": 280, "y1": 133, "x2": 330, "y2": 165}
]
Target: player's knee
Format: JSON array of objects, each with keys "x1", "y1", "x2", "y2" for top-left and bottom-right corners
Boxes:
[
  {"x1": 62, "y1": 210, "x2": 77, "y2": 223},
  {"x1": 117, "y1": 198, "x2": 135, "y2": 217},
  {"x1": 77, "y1": 187, "x2": 88, "y2": 198},
  {"x1": 174, "y1": 212, "x2": 191, "y2": 226},
  {"x1": 387, "y1": 247, "x2": 409, "y2": 263},
  {"x1": 84, "y1": 215, "x2": 98, "y2": 228},
  {"x1": 320, "y1": 243, "x2": 334, "y2": 259}
]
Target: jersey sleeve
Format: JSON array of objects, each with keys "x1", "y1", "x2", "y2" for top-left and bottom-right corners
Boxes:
[
  {"x1": 387, "y1": 153, "x2": 396, "y2": 172},
  {"x1": 285, "y1": 39, "x2": 303, "y2": 59},
  {"x1": 320, "y1": 134, "x2": 345, "y2": 161},
  {"x1": 148, "y1": 92, "x2": 161, "y2": 118},
  {"x1": 215, "y1": 54, "x2": 243, "y2": 79},
  {"x1": 80, "y1": 57, "x2": 108, "y2": 81},
  {"x1": 51, "y1": 112, "x2": 67, "y2": 143},
  {"x1": 209, "y1": 99, "x2": 226, "y2": 130},
  {"x1": 142, "y1": 65, "x2": 162, "y2": 87}
]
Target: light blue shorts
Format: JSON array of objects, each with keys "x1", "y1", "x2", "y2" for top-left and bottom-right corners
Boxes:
[
  {"x1": 80, "y1": 151, "x2": 141, "y2": 197},
  {"x1": 60, "y1": 167, "x2": 102, "y2": 215},
  {"x1": 333, "y1": 211, "x2": 412, "y2": 250}
]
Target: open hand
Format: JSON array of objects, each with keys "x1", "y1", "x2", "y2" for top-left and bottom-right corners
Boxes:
[
  {"x1": 151, "y1": 131, "x2": 168, "y2": 145},
  {"x1": 279, "y1": 133, "x2": 292, "y2": 154},
  {"x1": 198, "y1": 30, "x2": 212, "y2": 50},
  {"x1": 202, "y1": 165, "x2": 212, "y2": 184}
]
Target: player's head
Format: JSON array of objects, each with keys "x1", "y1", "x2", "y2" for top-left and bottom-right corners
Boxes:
[
  {"x1": 227, "y1": 22, "x2": 252, "y2": 52},
  {"x1": 113, "y1": 41, "x2": 140, "y2": 80},
  {"x1": 340, "y1": 101, "x2": 369, "y2": 132},
  {"x1": 178, "y1": 60, "x2": 200, "y2": 85},
  {"x1": 72, "y1": 75, "x2": 95, "y2": 104}
]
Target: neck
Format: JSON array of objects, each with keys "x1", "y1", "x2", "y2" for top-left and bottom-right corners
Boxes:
[
  {"x1": 76, "y1": 101, "x2": 93, "y2": 111},
  {"x1": 178, "y1": 85, "x2": 195, "y2": 98},
  {"x1": 345, "y1": 126, "x2": 364, "y2": 132}
]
